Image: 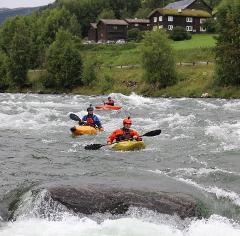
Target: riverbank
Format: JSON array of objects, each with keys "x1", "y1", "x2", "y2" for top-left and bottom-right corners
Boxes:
[{"x1": 4, "y1": 34, "x2": 240, "y2": 98}]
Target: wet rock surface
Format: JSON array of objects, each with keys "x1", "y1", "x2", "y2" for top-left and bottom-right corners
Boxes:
[{"x1": 48, "y1": 185, "x2": 200, "y2": 219}]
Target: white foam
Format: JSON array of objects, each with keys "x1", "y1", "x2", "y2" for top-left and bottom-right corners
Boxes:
[
  {"x1": 206, "y1": 122, "x2": 240, "y2": 150},
  {"x1": 1, "y1": 214, "x2": 240, "y2": 236}
]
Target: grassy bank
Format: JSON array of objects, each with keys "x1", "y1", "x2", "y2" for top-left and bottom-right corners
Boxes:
[{"x1": 26, "y1": 34, "x2": 240, "y2": 98}]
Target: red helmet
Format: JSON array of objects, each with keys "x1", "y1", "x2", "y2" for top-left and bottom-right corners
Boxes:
[{"x1": 123, "y1": 117, "x2": 132, "y2": 125}]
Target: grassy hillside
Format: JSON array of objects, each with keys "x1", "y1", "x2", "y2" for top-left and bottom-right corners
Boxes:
[{"x1": 27, "y1": 33, "x2": 240, "y2": 98}]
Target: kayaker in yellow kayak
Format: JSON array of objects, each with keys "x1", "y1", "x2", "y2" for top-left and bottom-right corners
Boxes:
[
  {"x1": 107, "y1": 117, "x2": 141, "y2": 144},
  {"x1": 104, "y1": 96, "x2": 114, "y2": 106},
  {"x1": 81, "y1": 105, "x2": 104, "y2": 130}
]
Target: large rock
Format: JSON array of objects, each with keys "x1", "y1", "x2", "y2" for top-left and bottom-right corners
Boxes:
[{"x1": 48, "y1": 185, "x2": 201, "y2": 219}]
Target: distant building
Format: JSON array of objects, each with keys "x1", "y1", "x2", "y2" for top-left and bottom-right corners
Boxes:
[
  {"x1": 124, "y1": 18, "x2": 150, "y2": 31},
  {"x1": 149, "y1": 0, "x2": 212, "y2": 33},
  {"x1": 88, "y1": 23, "x2": 98, "y2": 42},
  {"x1": 97, "y1": 19, "x2": 128, "y2": 42}
]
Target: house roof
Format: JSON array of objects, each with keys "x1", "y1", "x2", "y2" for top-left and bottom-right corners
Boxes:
[
  {"x1": 124, "y1": 18, "x2": 150, "y2": 24},
  {"x1": 164, "y1": 0, "x2": 196, "y2": 9},
  {"x1": 98, "y1": 19, "x2": 128, "y2": 26},
  {"x1": 149, "y1": 8, "x2": 212, "y2": 18},
  {"x1": 90, "y1": 23, "x2": 97, "y2": 29}
]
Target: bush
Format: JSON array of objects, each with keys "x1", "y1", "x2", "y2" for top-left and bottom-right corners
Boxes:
[
  {"x1": 139, "y1": 29, "x2": 177, "y2": 88},
  {"x1": 203, "y1": 18, "x2": 217, "y2": 33},
  {"x1": 82, "y1": 57, "x2": 98, "y2": 86},
  {"x1": 127, "y1": 28, "x2": 143, "y2": 42},
  {"x1": 45, "y1": 29, "x2": 83, "y2": 89},
  {"x1": 169, "y1": 26, "x2": 192, "y2": 41},
  {"x1": 215, "y1": 0, "x2": 240, "y2": 86}
]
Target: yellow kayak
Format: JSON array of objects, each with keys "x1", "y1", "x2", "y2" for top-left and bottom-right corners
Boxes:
[
  {"x1": 70, "y1": 125, "x2": 100, "y2": 136},
  {"x1": 111, "y1": 140, "x2": 145, "y2": 151}
]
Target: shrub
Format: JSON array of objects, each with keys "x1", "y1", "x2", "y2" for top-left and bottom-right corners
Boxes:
[
  {"x1": 127, "y1": 28, "x2": 143, "y2": 42},
  {"x1": 139, "y1": 29, "x2": 177, "y2": 88},
  {"x1": 169, "y1": 26, "x2": 192, "y2": 41}
]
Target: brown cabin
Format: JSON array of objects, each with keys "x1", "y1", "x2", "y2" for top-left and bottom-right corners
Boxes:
[
  {"x1": 149, "y1": 0, "x2": 212, "y2": 33},
  {"x1": 124, "y1": 18, "x2": 150, "y2": 31},
  {"x1": 88, "y1": 23, "x2": 98, "y2": 42},
  {"x1": 97, "y1": 19, "x2": 128, "y2": 42}
]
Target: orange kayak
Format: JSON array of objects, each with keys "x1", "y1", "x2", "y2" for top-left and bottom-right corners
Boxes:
[
  {"x1": 70, "y1": 125, "x2": 101, "y2": 136},
  {"x1": 95, "y1": 105, "x2": 122, "y2": 110}
]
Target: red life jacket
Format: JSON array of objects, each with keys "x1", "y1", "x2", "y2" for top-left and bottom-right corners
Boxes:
[{"x1": 116, "y1": 128, "x2": 133, "y2": 141}]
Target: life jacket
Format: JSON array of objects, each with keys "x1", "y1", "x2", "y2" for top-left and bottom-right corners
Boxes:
[
  {"x1": 106, "y1": 100, "x2": 114, "y2": 106},
  {"x1": 85, "y1": 116, "x2": 96, "y2": 127},
  {"x1": 116, "y1": 128, "x2": 133, "y2": 141}
]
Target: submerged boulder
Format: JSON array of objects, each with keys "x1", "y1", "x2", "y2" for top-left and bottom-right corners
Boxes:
[{"x1": 48, "y1": 185, "x2": 201, "y2": 219}]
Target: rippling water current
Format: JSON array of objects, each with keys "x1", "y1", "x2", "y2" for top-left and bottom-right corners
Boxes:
[{"x1": 0, "y1": 93, "x2": 240, "y2": 235}]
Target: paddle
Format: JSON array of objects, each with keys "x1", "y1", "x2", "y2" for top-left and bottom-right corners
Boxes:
[
  {"x1": 69, "y1": 113, "x2": 81, "y2": 122},
  {"x1": 84, "y1": 129, "x2": 161, "y2": 150}
]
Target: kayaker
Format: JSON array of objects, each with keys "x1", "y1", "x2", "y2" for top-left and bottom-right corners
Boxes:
[
  {"x1": 104, "y1": 97, "x2": 114, "y2": 106},
  {"x1": 107, "y1": 117, "x2": 142, "y2": 145},
  {"x1": 82, "y1": 105, "x2": 103, "y2": 130}
]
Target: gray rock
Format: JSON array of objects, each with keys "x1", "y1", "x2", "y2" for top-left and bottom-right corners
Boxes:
[{"x1": 48, "y1": 185, "x2": 201, "y2": 219}]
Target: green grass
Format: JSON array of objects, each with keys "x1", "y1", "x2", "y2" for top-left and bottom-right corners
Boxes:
[{"x1": 171, "y1": 34, "x2": 217, "y2": 50}]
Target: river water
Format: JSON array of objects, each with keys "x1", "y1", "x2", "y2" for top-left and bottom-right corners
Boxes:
[{"x1": 0, "y1": 93, "x2": 240, "y2": 235}]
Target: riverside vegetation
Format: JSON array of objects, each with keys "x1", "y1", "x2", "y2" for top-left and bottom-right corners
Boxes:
[{"x1": 0, "y1": 0, "x2": 239, "y2": 98}]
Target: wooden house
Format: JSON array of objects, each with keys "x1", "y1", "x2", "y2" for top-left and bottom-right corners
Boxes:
[
  {"x1": 149, "y1": 0, "x2": 212, "y2": 33},
  {"x1": 97, "y1": 19, "x2": 128, "y2": 42},
  {"x1": 124, "y1": 18, "x2": 150, "y2": 31},
  {"x1": 88, "y1": 23, "x2": 98, "y2": 42}
]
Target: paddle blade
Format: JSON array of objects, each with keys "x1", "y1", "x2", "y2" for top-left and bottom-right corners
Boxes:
[
  {"x1": 69, "y1": 113, "x2": 81, "y2": 122},
  {"x1": 84, "y1": 144, "x2": 105, "y2": 150},
  {"x1": 142, "y1": 129, "x2": 161, "y2": 137}
]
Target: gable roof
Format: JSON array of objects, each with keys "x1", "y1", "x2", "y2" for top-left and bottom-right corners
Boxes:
[
  {"x1": 164, "y1": 0, "x2": 196, "y2": 9},
  {"x1": 98, "y1": 19, "x2": 128, "y2": 26},
  {"x1": 124, "y1": 18, "x2": 150, "y2": 24},
  {"x1": 149, "y1": 8, "x2": 212, "y2": 18},
  {"x1": 90, "y1": 23, "x2": 97, "y2": 29}
]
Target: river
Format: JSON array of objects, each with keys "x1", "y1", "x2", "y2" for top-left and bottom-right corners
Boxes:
[{"x1": 0, "y1": 93, "x2": 240, "y2": 235}]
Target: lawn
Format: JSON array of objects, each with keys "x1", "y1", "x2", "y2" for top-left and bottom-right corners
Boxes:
[{"x1": 171, "y1": 34, "x2": 217, "y2": 50}]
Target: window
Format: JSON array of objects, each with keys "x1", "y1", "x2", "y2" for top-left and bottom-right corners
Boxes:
[
  {"x1": 159, "y1": 25, "x2": 163, "y2": 29},
  {"x1": 168, "y1": 16, "x2": 173, "y2": 21},
  {"x1": 186, "y1": 26, "x2": 193, "y2": 31},
  {"x1": 159, "y1": 16, "x2": 162, "y2": 21},
  {"x1": 113, "y1": 26, "x2": 118, "y2": 30},
  {"x1": 135, "y1": 23, "x2": 139, "y2": 27},
  {"x1": 154, "y1": 17, "x2": 157, "y2": 22},
  {"x1": 168, "y1": 25, "x2": 173, "y2": 30},
  {"x1": 186, "y1": 17, "x2": 193, "y2": 22},
  {"x1": 200, "y1": 26, "x2": 206, "y2": 32},
  {"x1": 153, "y1": 25, "x2": 158, "y2": 31},
  {"x1": 200, "y1": 18, "x2": 206, "y2": 24}
]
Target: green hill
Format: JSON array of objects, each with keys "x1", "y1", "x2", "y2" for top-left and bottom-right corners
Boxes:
[{"x1": 0, "y1": 7, "x2": 40, "y2": 24}]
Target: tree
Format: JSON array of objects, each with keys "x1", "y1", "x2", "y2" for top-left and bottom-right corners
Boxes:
[
  {"x1": 0, "y1": 17, "x2": 33, "y2": 88},
  {"x1": 45, "y1": 29, "x2": 82, "y2": 89},
  {"x1": 127, "y1": 28, "x2": 143, "y2": 42},
  {"x1": 139, "y1": 29, "x2": 176, "y2": 88},
  {"x1": 98, "y1": 9, "x2": 115, "y2": 20},
  {"x1": 0, "y1": 51, "x2": 9, "y2": 90},
  {"x1": 215, "y1": 0, "x2": 240, "y2": 86}
]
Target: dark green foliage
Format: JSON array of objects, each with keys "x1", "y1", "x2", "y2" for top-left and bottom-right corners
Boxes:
[
  {"x1": 45, "y1": 29, "x2": 82, "y2": 89},
  {"x1": 215, "y1": 0, "x2": 240, "y2": 86},
  {"x1": 82, "y1": 56, "x2": 98, "y2": 85},
  {"x1": 203, "y1": 18, "x2": 217, "y2": 33},
  {"x1": 140, "y1": 30, "x2": 177, "y2": 88},
  {"x1": 127, "y1": 28, "x2": 143, "y2": 42},
  {"x1": 0, "y1": 17, "x2": 33, "y2": 88},
  {"x1": 98, "y1": 9, "x2": 115, "y2": 20},
  {"x1": 169, "y1": 26, "x2": 192, "y2": 41},
  {"x1": 0, "y1": 51, "x2": 9, "y2": 90}
]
